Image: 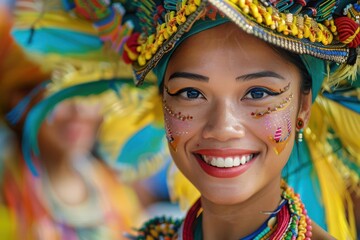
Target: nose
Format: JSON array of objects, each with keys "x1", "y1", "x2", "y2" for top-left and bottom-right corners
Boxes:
[{"x1": 202, "y1": 100, "x2": 245, "y2": 141}]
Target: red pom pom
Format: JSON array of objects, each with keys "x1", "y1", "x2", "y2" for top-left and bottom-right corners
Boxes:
[
  {"x1": 122, "y1": 32, "x2": 140, "y2": 64},
  {"x1": 334, "y1": 16, "x2": 360, "y2": 48}
]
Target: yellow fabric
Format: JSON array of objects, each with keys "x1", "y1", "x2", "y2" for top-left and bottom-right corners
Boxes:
[
  {"x1": 0, "y1": 205, "x2": 16, "y2": 239},
  {"x1": 316, "y1": 96, "x2": 360, "y2": 174},
  {"x1": 167, "y1": 162, "x2": 199, "y2": 211},
  {"x1": 327, "y1": 61, "x2": 359, "y2": 90},
  {"x1": 306, "y1": 97, "x2": 358, "y2": 240},
  {"x1": 98, "y1": 85, "x2": 167, "y2": 181}
]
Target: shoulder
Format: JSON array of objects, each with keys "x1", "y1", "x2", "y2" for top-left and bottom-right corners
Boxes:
[
  {"x1": 311, "y1": 221, "x2": 337, "y2": 240},
  {"x1": 125, "y1": 216, "x2": 184, "y2": 239}
]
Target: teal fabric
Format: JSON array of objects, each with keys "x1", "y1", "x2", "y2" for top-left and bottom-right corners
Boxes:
[
  {"x1": 299, "y1": 55, "x2": 327, "y2": 102},
  {"x1": 152, "y1": 17, "x2": 329, "y2": 230},
  {"x1": 284, "y1": 141, "x2": 326, "y2": 230},
  {"x1": 12, "y1": 29, "x2": 103, "y2": 55}
]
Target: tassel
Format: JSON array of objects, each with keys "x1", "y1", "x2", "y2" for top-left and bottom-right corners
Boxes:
[
  {"x1": 327, "y1": 61, "x2": 359, "y2": 89},
  {"x1": 334, "y1": 16, "x2": 360, "y2": 48}
]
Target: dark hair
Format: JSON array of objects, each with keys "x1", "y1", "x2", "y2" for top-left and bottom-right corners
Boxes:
[{"x1": 272, "y1": 46, "x2": 312, "y2": 95}]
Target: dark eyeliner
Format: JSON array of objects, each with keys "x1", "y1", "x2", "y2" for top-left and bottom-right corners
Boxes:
[
  {"x1": 246, "y1": 87, "x2": 281, "y2": 96},
  {"x1": 165, "y1": 87, "x2": 198, "y2": 96}
]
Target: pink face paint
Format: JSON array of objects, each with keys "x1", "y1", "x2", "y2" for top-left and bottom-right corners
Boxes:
[
  {"x1": 265, "y1": 105, "x2": 294, "y2": 155},
  {"x1": 163, "y1": 100, "x2": 193, "y2": 151}
]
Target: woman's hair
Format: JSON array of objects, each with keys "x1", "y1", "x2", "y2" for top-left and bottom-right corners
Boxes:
[{"x1": 272, "y1": 46, "x2": 312, "y2": 95}]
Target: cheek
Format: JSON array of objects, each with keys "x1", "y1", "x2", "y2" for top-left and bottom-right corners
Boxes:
[
  {"x1": 248, "y1": 93, "x2": 295, "y2": 155},
  {"x1": 263, "y1": 105, "x2": 294, "y2": 155},
  {"x1": 163, "y1": 101, "x2": 195, "y2": 151}
]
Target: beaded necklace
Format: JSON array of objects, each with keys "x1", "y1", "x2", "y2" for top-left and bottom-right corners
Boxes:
[
  {"x1": 182, "y1": 180, "x2": 312, "y2": 240},
  {"x1": 130, "y1": 181, "x2": 312, "y2": 240}
]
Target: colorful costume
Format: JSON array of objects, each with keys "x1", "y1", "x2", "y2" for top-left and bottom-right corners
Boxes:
[
  {"x1": 0, "y1": 3, "x2": 167, "y2": 239},
  {"x1": 7, "y1": 0, "x2": 360, "y2": 239}
]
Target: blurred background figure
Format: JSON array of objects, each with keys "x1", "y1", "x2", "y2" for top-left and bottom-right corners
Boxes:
[
  {"x1": 0, "y1": 5, "x2": 144, "y2": 239},
  {"x1": 9, "y1": 0, "x2": 181, "y2": 227}
]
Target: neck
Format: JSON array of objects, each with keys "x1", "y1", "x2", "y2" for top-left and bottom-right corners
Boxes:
[
  {"x1": 39, "y1": 150, "x2": 91, "y2": 205},
  {"x1": 201, "y1": 177, "x2": 282, "y2": 240}
]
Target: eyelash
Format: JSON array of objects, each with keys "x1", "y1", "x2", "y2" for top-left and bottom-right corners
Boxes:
[
  {"x1": 242, "y1": 87, "x2": 281, "y2": 100},
  {"x1": 166, "y1": 87, "x2": 205, "y2": 100},
  {"x1": 165, "y1": 86, "x2": 283, "y2": 101}
]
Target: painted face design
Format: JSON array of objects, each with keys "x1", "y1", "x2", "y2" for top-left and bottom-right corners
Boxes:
[
  {"x1": 250, "y1": 83, "x2": 291, "y2": 118},
  {"x1": 264, "y1": 105, "x2": 294, "y2": 154},
  {"x1": 251, "y1": 84, "x2": 294, "y2": 155},
  {"x1": 163, "y1": 99, "x2": 193, "y2": 151}
]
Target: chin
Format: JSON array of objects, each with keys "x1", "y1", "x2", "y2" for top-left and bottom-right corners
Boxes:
[
  {"x1": 197, "y1": 180, "x2": 258, "y2": 206},
  {"x1": 202, "y1": 190, "x2": 254, "y2": 206}
]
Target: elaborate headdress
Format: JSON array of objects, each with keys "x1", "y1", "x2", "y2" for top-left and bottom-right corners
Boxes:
[
  {"x1": 122, "y1": 0, "x2": 360, "y2": 85},
  {"x1": 7, "y1": 0, "x2": 169, "y2": 181}
]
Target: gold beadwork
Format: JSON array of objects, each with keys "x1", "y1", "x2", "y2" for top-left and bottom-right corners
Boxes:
[
  {"x1": 251, "y1": 93, "x2": 293, "y2": 118},
  {"x1": 136, "y1": 0, "x2": 201, "y2": 67},
  {"x1": 131, "y1": 0, "x2": 351, "y2": 85},
  {"x1": 163, "y1": 101, "x2": 194, "y2": 121}
]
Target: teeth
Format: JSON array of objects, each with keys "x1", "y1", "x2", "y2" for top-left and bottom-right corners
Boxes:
[
  {"x1": 240, "y1": 155, "x2": 246, "y2": 165},
  {"x1": 234, "y1": 156, "x2": 240, "y2": 166},
  {"x1": 201, "y1": 154, "x2": 254, "y2": 168},
  {"x1": 224, "y1": 157, "x2": 233, "y2": 167}
]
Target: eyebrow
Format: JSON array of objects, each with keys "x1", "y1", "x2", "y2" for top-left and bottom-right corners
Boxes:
[
  {"x1": 236, "y1": 71, "x2": 285, "y2": 81},
  {"x1": 168, "y1": 72, "x2": 209, "y2": 82}
]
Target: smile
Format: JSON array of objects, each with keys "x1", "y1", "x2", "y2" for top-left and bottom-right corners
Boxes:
[
  {"x1": 201, "y1": 154, "x2": 254, "y2": 168},
  {"x1": 193, "y1": 149, "x2": 258, "y2": 178}
]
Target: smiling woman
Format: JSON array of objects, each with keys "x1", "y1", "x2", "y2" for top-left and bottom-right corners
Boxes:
[
  {"x1": 14, "y1": 0, "x2": 360, "y2": 239},
  {"x1": 115, "y1": 0, "x2": 357, "y2": 239},
  {"x1": 159, "y1": 23, "x2": 321, "y2": 239}
]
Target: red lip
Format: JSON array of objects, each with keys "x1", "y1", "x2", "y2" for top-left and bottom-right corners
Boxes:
[
  {"x1": 194, "y1": 152, "x2": 257, "y2": 179},
  {"x1": 194, "y1": 148, "x2": 256, "y2": 157}
]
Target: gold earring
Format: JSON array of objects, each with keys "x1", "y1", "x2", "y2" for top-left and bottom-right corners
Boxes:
[{"x1": 296, "y1": 118, "x2": 304, "y2": 142}]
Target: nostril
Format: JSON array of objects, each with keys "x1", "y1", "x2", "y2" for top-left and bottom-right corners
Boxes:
[{"x1": 233, "y1": 125, "x2": 243, "y2": 131}]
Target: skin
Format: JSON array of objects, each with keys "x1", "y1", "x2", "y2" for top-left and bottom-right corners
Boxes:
[
  {"x1": 163, "y1": 23, "x2": 333, "y2": 239},
  {"x1": 37, "y1": 99, "x2": 102, "y2": 205}
]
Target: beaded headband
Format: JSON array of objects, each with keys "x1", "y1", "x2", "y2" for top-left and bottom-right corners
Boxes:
[{"x1": 116, "y1": 0, "x2": 360, "y2": 85}]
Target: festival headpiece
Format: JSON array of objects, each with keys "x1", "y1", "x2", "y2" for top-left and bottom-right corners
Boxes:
[
  {"x1": 117, "y1": 0, "x2": 360, "y2": 87},
  {"x1": 8, "y1": 1, "x2": 169, "y2": 180},
  {"x1": 11, "y1": 1, "x2": 360, "y2": 238}
]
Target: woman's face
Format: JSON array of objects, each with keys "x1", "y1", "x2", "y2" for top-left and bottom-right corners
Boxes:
[
  {"x1": 38, "y1": 99, "x2": 102, "y2": 156},
  {"x1": 163, "y1": 23, "x2": 310, "y2": 205}
]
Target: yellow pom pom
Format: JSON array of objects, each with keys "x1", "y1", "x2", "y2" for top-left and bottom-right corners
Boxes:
[{"x1": 138, "y1": 55, "x2": 146, "y2": 66}]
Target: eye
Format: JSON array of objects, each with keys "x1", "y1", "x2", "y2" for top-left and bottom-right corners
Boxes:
[
  {"x1": 166, "y1": 87, "x2": 205, "y2": 100},
  {"x1": 243, "y1": 87, "x2": 279, "y2": 100},
  {"x1": 181, "y1": 89, "x2": 202, "y2": 99}
]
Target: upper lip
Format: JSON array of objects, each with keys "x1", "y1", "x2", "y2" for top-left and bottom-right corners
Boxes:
[{"x1": 193, "y1": 148, "x2": 258, "y2": 157}]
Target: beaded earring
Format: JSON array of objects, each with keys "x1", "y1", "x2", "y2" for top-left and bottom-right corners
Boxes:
[{"x1": 296, "y1": 118, "x2": 304, "y2": 142}]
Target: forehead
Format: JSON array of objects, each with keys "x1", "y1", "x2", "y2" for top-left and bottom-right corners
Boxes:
[{"x1": 166, "y1": 23, "x2": 299, "y2": 78}]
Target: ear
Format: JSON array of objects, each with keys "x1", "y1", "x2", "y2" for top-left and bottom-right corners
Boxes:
[{"x1": 297, "y1": 90, "x2": 312, "y2": 130}]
